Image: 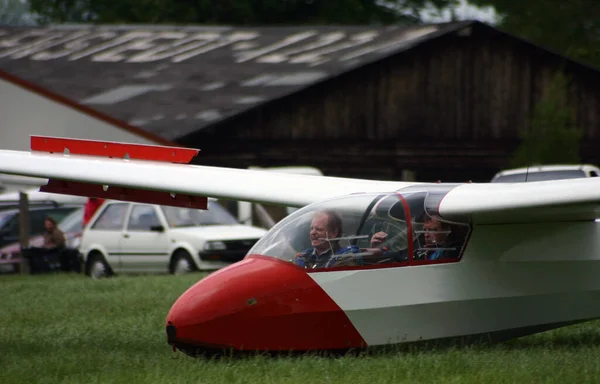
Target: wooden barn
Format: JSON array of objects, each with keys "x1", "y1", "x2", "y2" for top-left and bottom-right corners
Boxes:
[
  {"x1": 0, "y1": 20, "x2": 598, "y2": 183},
  {"x1": 177, "y1": 21, "x2": 600, "y2": 182}
]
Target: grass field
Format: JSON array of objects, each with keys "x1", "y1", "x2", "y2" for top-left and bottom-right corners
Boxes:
[{"x1": 3, "y1": 273, "x2": 600, "y2": 384}]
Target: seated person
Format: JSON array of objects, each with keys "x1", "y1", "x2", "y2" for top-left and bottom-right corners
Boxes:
[
  {"x1": 27, "y1": 216, "x2": 67, "y2": 273},
  {"x1": 369, "y1": 216, "x2": 464, "y2": 262},
  {"x1": 43, "y1": 216, "x2": 66, "y2": 251},
  {"x1": 293, "y1": 210, "x2": 362, "y2": 269},
  {"x1": 415, "y1": 216, "x2": 461, "y2": 260}
]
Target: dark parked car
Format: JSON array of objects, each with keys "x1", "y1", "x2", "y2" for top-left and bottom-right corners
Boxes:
[
  {"x1": 0, "y1": 207, "x2": 84, "y2": 255},
  {"x1": 0, "y1": 205, "x2": 81, "y2": 248},
  {"x1": 0, "y1": 207, "x2": 84, "y2": 274}
]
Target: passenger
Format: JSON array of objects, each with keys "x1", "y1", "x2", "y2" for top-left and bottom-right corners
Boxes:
[
  {"x1": 369, "y1": 216, "x2": 462, "y2": 261},
  {"x1": 418, "y1": 216, "x2": 461, "y2": 260},
  {"x1": 294, "y1": 210, "x2": 361, "y2": 269}
]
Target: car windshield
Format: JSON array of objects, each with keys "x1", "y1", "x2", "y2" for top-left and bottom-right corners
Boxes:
[
  {"x1": 0, "y1": 211, "x2": 14, "y2": 228},
  {"x1": 493, "y1": 170, "x2": 587, "y2": 182},
  {"x1": 58, "y1": 208, "x2": 84, "y2": 233},
  {"x1": 161, "y1": 201, "x2": 238, "y2": 228}
]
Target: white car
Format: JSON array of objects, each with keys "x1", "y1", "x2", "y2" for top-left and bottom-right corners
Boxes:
[
  {"x1": 80, "y1": 200, "x2": 268, "y2": 278},
  {"x1": 491, "y1": 164, "x2": 600, "y2": 183}
]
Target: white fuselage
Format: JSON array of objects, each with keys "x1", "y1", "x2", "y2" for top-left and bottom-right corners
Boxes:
[{"x1": 311, "y1": 220, "x2": 600, "y2": 346}]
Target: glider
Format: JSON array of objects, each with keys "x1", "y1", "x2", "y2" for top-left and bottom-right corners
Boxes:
[{"x1": 1, "y1": 136, "x2": 600, "y2": 356}]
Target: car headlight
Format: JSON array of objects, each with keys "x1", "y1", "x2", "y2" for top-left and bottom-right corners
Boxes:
[{"x1": 204, "y1": 241, "x2": 227, "y2": 251}]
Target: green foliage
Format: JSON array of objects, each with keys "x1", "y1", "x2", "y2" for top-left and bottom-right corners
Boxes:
[
  {"x1": 0, "y1": 0, "x2": 36, "y2": 25},
  {"x1": 28, "y1": 0, "x2": 458, "y2": 25},
  {"x1": 509, "y1": 72, "x2": 583, "y2": 168},
  {"x1": 470, "y1": 0, "x2": 600, "y2": 68}
]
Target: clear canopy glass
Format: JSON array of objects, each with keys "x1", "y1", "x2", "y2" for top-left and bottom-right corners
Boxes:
[{"x1": 249, "y1": 191, "x2": 471, "y2": 271}]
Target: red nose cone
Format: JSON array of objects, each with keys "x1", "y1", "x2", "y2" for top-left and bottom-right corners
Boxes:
[{"x1": 166, "y1": 255, "x2": 366, "y2": 354}]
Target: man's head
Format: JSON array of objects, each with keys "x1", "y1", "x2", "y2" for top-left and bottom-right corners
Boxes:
[
  {"x1": 309, "y1": 210, "x2": 342, "y2": 253},
  {"x1": 423, "y1": 217, "x2": 450, "y2": 248},
  {"x1": 44, "y1": 216, "x2": 57, "y2": 232}
]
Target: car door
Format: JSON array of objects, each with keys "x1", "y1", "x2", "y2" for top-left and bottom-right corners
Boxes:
[
  {"x1": 86, "y1": 202, "x2": 130, "y2": 273},
  {"x1": 119, "y1": 204, "x2": 170, "y2": 273}
]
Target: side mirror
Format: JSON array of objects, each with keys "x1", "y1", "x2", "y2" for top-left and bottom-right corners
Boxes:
[{"x1": 150, "y1": 225, "x2": 165, "y2": 232}]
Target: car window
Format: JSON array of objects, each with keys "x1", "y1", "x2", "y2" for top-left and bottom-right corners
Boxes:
[
  {"x1": 29, "y1": 210, "x2": 49, "y2": 234},
  {"x1": 161, "y1": 201, "x2": 238, "y2": 228},
  {"x1": 58, "y1": 208, "x2": 84, "y2": 233},
  {"x1": 0, "y1": 211, "x2": 15, "y2": 230},
  {"x1": 44, "y1": 207, "x2": 77, "y2": 223},
  {"x1": 91, "y1": 203, "x2": 129, "y2": 230},
  {"x1": 0, "y1": 214, "x2": 18, "y2": 237},
  {"x1": 29, "y1": 207, "x2": 79, "y2": 235},
  {"x1": 127, "y1": 205, "x2": 161, "y2": 231},
  {"x1": 0, "y1": 207, "x2": 80, "y2": 237}
]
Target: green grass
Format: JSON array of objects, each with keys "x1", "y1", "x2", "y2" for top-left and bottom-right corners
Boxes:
[{"x1": 3, "y1": 273, "x2": 600, "y2": 383}]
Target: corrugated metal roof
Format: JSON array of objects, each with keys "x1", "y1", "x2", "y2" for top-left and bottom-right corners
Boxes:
[{"x1": 0, "y1": 22, "x2": 470, "y2": 141}]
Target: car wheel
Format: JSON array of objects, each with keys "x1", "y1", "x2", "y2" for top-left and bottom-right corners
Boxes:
[
  {"x1": 170, "y1": 250, "x2": 195, "y2": 275},
  {"x1": 87, "y1": 252, "x2": 110, "y2": 279}
]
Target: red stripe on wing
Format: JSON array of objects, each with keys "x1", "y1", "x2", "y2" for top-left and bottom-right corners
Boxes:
[
  {"x1": 31, "y1": 136, "x2": 199, "y2": 164},
  {"x1": 40, "y1": 179, "x2": 208, "y2": 209}
]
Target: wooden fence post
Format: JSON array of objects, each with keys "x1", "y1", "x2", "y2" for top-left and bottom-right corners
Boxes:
[{"x1": 19, "y1": 192, "x2": 30, "y2": 275}]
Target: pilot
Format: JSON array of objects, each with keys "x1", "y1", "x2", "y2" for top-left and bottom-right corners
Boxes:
[{"x1": 293, "y1": 210, "x2": 361, "y2": 269}]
